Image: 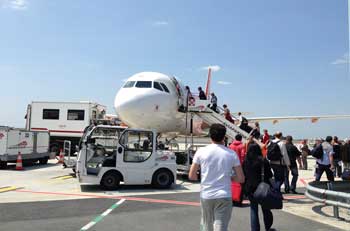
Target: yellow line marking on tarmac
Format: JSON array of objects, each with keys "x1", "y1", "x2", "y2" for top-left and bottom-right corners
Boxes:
[
  {"x1": 52, "y1": 175, "x2": 74, "y2": 180},
  {"x1": 0, "y1": 186, "x2": 19, "y2": 193}
]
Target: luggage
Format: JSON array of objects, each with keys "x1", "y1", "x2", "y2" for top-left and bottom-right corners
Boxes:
[
  {"x1": 253, "y1": 162, "x2": 283, "y2": 210},
  {"x1": 231, "y1": 182, "x2": 243, "y2": 206},
  {"x1": 342, "y1": 168, "x2": 350, "y2": 181},
  {"x1": 311, "y1": 144, "x2": 323, "y2": 159},
  {"x1": 267, "y1": 141, "x2": 282, "y2": 161}
]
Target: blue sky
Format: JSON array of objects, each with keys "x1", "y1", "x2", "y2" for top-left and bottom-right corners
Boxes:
[{"x1": 0, "y1": 0, "x2": 349, "y2": 139}]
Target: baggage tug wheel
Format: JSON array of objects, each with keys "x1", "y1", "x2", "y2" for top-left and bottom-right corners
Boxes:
[
  {"x1": 152, "y1": 169, "x2": 173, "y2": 189},
  {"x1": 101, "y1": 172, "x2": 121, "y2": 190}
]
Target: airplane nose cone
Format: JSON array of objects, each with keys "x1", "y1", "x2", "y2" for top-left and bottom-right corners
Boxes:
[{"x1": 114, "y1": 89, "x2": 155, "y2": 128}]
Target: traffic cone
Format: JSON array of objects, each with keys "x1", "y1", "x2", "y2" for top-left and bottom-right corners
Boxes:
[
  {"x1": 15, "y1": 152, "x2": 24, "y2": 170},
  {"x1": 57, "y1": 149, "x2": 64, "y2": 164}
]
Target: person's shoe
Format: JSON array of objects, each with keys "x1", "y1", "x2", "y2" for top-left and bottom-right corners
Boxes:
[
  {"x1": 291, "y1": 190, "x2": 299, "y2": 194},
  {"x1": 284, "y1": 189, "x2": 290, "y2": 194}
]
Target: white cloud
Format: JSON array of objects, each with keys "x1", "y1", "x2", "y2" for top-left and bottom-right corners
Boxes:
[
  {"x1": 217, "y1": 81, "x2": 232, "y2": 85},
  {"x1": 152, "y1": 21, "x2": 169, "y2": 26},
  {"x1": 1, "y1": 0, "x2": 28, "y2": 10},
  {"x1": 331, "y1": 53, "x2": 350, "y2": 65},
  {"x1": 201, "y1": 65, "x2": 221, "y2": 72}
]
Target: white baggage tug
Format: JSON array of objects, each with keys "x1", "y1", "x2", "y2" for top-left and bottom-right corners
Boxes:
[{"x1": 76, "y1": 125, "x2": 177, "y2": 190}]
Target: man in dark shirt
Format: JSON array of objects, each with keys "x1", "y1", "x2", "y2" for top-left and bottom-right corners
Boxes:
[
  {"x1": 284, "y1": 136, "x2": 301, "y2": 194},
  {"x1": 198, "y1": 87, "x2": 207, "y2": 100},
  {"x1": 333, "y1": 136, "x2": 342, "y2": 178}
]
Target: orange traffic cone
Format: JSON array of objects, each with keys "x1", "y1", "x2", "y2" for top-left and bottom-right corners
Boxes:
[
  {"x1": 15, "y1": 152, "x2": 24, "y2": 170},
  {"x1": 57, "y1": 149, "x2": 64, "y2": 164}
]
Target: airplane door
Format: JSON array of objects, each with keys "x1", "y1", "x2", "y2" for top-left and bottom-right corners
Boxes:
[{"x1": 118, "y1": 130, "x2": 154, "y2": 184}]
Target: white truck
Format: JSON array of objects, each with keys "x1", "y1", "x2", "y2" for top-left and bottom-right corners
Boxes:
[
  {"x1": 25, "y1": 101, "x2": 107, "y2": 154},
  {"x1": 76, "y1": 125, "x2": 177, "y2": 190},
  {"x1": 0, "y1": 126, "x2": 50, "y2": 168}
]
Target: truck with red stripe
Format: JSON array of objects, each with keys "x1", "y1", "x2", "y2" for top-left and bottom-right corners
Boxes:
[
  {"x1": 25, "y1": 101, "x2": 107, "y2": 154},
  {"x1": 0, "y1": 126, "x2": 50, "y2": 168}
]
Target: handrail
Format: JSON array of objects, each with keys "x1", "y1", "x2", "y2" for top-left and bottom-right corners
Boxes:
[{"x1": 305, "y1": 181, "x2": 350, "y2": 219}]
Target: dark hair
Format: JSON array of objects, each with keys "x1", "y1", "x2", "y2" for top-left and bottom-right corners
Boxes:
[
  {"x1": 333, "y1": 136, "x2": 338, "y2": 143},
  {"x1": 286, "y1": 135, "x2": 293, "y2": 142},
  {"x1": 275, "y1": 132, "x2": 282, "y2": 139},
  {"x1": 198, "y1": 87, "x2": 202, "y2": 90},
  {"x1": 223, "y1": 104, "x2": 227, "y2": 108},
  {"x1": 246, "y1": 143, "x2": 263, "y2": 164},
  {"x1": 326, "y1": 136, "x2": 332, "y2": 143},
  {"x1": 235, "y1": 134, "x2": 242, "y2": 141},
  {"x1": 209, "y1": 124, "x2": 226, "y2": 142}
]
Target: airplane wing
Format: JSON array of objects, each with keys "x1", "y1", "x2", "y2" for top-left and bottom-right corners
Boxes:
[{"x1": 247, "y1": 115, "x2": 350, "y2": 124}]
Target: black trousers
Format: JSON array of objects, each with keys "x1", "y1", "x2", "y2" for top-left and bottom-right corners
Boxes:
[{"x1": 315, "y1": 164, "x2": 334, "y2": 182}]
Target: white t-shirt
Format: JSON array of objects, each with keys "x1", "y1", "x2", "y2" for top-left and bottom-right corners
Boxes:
[{"x1": 193, "y1": 144, "x2": 241, "y2": 199}]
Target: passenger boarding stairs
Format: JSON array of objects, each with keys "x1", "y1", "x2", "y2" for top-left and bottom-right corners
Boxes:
[{"x1": 187, "y1": 100, "x2": 262, "y2": 146}]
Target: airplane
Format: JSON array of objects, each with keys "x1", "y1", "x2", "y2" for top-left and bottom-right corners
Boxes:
[{"x1": 114, "y1": 70, "x2": 350, "y2": 136}]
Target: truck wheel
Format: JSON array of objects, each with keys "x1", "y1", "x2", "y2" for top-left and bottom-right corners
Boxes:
[
  {"x1": 39, "y1": 157, "x2": 49, "y2": 165},
  {"x1": 101, "y1": 172, "x2": 121, "y2": 190},
  {"x1": 0, "y1": 161, "x2": 7, "y2": 169},
  {"x1": 152, "y1": 169, "x2": 174, "y2": 189}
]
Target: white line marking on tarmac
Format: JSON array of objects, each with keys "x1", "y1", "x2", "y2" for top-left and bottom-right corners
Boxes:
[{"x1": 80, "y1": 199, "x2": 126, "y2": 231}]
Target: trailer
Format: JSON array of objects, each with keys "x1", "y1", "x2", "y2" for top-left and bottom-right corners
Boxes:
[
  {"x1": 25, "y1": 101, "x2": 107, "y2": 154},
  {"x1": 0, "y1": 126, "x2": 50, "y2": 168},
  {"x1": 76, "y1": 125, "x2": 177, "y2": 190}
]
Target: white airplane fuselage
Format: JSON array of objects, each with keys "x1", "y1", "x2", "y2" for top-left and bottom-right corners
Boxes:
[{"x1": 114, "y1": 72, "x2": 197, "y2": 135}]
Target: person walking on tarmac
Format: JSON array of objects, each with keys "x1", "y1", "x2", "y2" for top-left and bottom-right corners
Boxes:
[
  {"x1": 284, "y1": 136, "x2": 301, "y2": 194},
  {"x1": 315, "y1": 136, "x2": 335, "y2": 182},
  {"x1": 189, "y1": 124, "x2": 244, "y2": 231},
  {"x1": 243, "y1": 142, "x2": 275, "y2": 231},
  {"x1": 198, "y1": 86, "x2": 207, "y2": 100},
  {"x1": 300, "y1": 140, "x2": 310, "y2": 170},
  {"x1": 267, "y1": 132, "x2": 291, "y2": 193},
  {"x1": 229, "y1": 134, "x2": 246, "y2": 164},
  {"x1": 332, "y1": 136, "x2": 342, "y2": 178}
]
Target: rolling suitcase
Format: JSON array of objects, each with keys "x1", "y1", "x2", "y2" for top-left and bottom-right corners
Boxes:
[{"x1": 231, "y1": 182, "x2": 243, "y2": 206}]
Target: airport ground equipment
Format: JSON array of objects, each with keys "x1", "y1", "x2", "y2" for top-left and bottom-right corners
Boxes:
[
  {"x1": 76, "y1": 125, "x2": 177, "y2": 190},
  {"x1": 187, "y1": 100, "x2": 263, "y2": 144},
  {"x1": 0, "y1": 126, "x2": 50, "y2": 168},
  {"x1": 26, "y1": 101, "x2": 107, "y2": 154},
  {"x1": 305, "y1": 181, "x2": 350, "y2": 220}
]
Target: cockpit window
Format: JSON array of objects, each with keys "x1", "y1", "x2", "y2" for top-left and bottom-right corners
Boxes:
[
  {"x1": 123, "y1": 81, "x2": 135, "y2": 88},
  {"x1": 160, "y1": 83, "x2": 170, "y2": 93},
  {"x1": 153, "y1": 82, "x2": 163, "y2": 92},
  {"x1": 135, "y1": 81, "x2": 152, "y2": 88}
]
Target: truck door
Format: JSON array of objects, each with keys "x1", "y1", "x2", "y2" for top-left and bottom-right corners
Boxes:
[{"x1": 117, "y1": 129, "x2": 154, "y2": 184}]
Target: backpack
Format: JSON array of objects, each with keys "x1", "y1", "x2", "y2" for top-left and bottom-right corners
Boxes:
[
  {"x1": 267, "y1": 141, "x2": 282, "y2": 161},
  {"x1": 311, "y1": 144, "x2": 323, "y2": 159}
]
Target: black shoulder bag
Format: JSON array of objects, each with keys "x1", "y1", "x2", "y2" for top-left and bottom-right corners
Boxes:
[{"x1": 253, "y1": 161, "x2": 283, "y2": 210}]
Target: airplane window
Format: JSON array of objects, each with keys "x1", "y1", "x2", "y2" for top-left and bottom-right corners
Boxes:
[
  {"x1": 135, "y1": 81, "x2": 152, "y2": 88},
  {"x1": 160, "y1": 83, "x2": 170, "y2": 93},
  {"x1": 153, "y1": 82, "x2": 163, "y2": 92},
  {"x1": 123, "y1": 81, "x2": 135, "y2": 88}
]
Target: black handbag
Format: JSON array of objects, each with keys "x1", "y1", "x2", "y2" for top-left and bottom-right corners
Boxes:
[{"x1": 253, "y1": 161, "x2": 283, "y2": 210}]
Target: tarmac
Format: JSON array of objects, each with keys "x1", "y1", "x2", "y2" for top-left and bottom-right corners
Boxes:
[{"x1": 0, "y1": 157, "x2": 349, "y2": 231}]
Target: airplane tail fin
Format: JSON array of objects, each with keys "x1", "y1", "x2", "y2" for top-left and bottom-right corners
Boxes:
[{"x1": 205, "y1": 68, "x2": 212, "y2": 98}]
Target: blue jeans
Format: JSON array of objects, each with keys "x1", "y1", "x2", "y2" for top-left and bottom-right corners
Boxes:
[
  {"x1": 249, "y1": 197, "x2": 273, "y2": 231},
  {"x1": 284, "y1": 166, "x2": 298, "y2": 191},
  {"x1": 270, "y1": 164, "x2": 285, "y2": 192}
]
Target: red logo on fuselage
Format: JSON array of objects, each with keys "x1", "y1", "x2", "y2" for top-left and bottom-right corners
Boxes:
[
  {"x1": 0, "y1": 133, "x2": 4, "y2": 140},
  {"x1": 18, "y1": 141, "x2": 28, "y2": 148}
]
